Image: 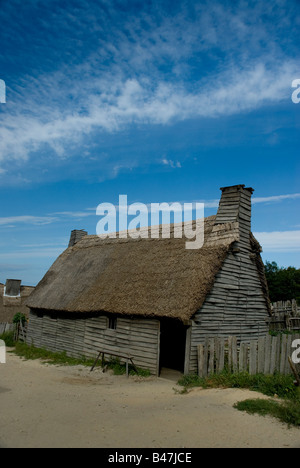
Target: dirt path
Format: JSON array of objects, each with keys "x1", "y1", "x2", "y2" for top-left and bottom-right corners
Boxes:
[{"x1": 0, "y1": 351, "x2": 299, "y2": 448}]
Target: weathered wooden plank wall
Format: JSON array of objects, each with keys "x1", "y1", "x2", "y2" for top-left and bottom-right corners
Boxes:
[
  {"x1": 189, "y1": 250, "x2": 269, "y2": 373},
  {"x1": 188, "y1": 187, "x2": 269, "y2": 374},
  {"x1": 26, "y1": 312, "x2": 160, "y2": 375}
]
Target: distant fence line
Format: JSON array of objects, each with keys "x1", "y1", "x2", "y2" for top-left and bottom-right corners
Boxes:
[
  {"x1": 271, "y1": 299, "x2": 299, "y2": 316},
  {"x1": 268, "y1": 299, "x2": 300, "y2": 333},
  {"x1": 197, "y1": 334, "x2": 300, "y2": 378}
]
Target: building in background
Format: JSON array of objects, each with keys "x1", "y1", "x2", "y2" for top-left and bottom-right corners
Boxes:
[{"x1": 0, "y1": 280, "x2": 35, "y2": 323}]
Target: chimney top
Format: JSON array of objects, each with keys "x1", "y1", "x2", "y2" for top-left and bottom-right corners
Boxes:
[
  {"x1": 68, "y1": 229, "x2": 88, "y2": 248},
  {"x1": 5, "y1": 279, "x2": 22, "y2": 297},
  {"x1": 215, "y1": 184, "x2": 254, "y2": 236},
  {"x1": 220, "y1": 184, "x2": 254, "y2": 194}
]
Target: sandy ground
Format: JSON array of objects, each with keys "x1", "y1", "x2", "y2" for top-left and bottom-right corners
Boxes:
[{"x1": 0, "y1": 350, "x2": 299, "y2": 449}]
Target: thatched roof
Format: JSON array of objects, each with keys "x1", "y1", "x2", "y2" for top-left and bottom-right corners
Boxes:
[{"x1": 26, "y1": 216, "x2": 245, "y2": 322}]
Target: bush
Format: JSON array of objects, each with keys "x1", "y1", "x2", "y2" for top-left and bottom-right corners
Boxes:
[
  {"x1": 13, "y1": 313, "x2": 27, "y2": 326},
  {"x1": 264, "y1": 261, "x2": 300, "y2": 304}
]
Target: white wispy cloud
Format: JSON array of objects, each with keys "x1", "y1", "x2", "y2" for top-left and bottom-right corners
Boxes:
[
  {"x1": 50, "y1": 211, "x2": 96, "y2": 218},
  {"x1": 0, "y1": 210, "x2": 96, "y2": 227},
  {"x1": 252, "y1": 194, "x2": 300, "y2": 204},
  {"x1": 1, "y1": 60, "x2": 297, "y2": 168},
  {"x1": 202, "y1": 192, "x2": 300, "y2": 209},
  {"x1": 0, "y1": 216, "x2": 58, "y2": 226},
  {"x1": 161, "y1": 158, "x2": 181, "y2": 168},
  {"x1": 0, "y1": 0, "x2": 298, "y2": 176},
  {"x1": 254, "y1": 231, "x2": 300, "y2": 252}
]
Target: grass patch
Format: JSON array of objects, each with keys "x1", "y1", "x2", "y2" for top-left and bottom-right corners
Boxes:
[
  {"x1": 13, "y1": 342, "x2": 151, "y2": 377},
  {"x1": 14, "y1": 342, "x2": 95, "y2": 366},
  {"x1": 178, "y1": 371, "x2": 300, "y2": 427},
  {"x1": 234, "y1": 399, "x2": 300, "y2": 427},
  {"x1": 0, "y1": 331, "x2": 15, "y2": 347},
  {"x1": 178, "y1": 371, "x2": 300, "y2": 400}
]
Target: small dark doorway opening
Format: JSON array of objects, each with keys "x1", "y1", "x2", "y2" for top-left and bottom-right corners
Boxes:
[{"x1": 159, "y1": 318, "x2": 187, "y2": 373}]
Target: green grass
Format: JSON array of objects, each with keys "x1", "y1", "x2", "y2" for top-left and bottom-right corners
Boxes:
[
  {"x1": 178, "y1": 371, "x2": 299, "y2": 400},
  {"x1": 14, "y1": 342, "x2": 95, "y2": 366},
  {"x1": 178, "y1": 371, "x2": 300, "y2": 427},
  {"x1": 234, "y1": 399, "x2": 300, "y2": 427},
  {"x1": 0, "y1": 331, "x2": 15, "y2": 347},
  {"x1": 13, "y1": 342, "x2": 151, "y2": 377}
]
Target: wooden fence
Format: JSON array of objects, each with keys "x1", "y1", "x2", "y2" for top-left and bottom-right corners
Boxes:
[
  {"x1": 0, "y1": 322, "x2": 15, "y2": 335},
  {"x1": 16, "y1": 321, "x2": 27, "y2": 342},
  {"x1": 0, "y1": 322, "x2": 27, "y2": 342},
  {"x1": 271, "y1": 299, "x2": 299, "y2": 316},
  {"x1": 197, "y1": 334, "x2": 300, "y2": 377},
  {"x1": 268, "y1": 300, "x2": 300, "y2": 332}
]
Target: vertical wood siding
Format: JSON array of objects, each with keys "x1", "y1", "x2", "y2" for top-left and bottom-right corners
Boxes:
[{"x1": 26, "y1": 312, "x2": 160, "y2": 375}]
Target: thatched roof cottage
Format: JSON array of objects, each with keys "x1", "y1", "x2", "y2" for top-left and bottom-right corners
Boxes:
[{"x1": 26, "y1": 185, "x2": 271, "y2": 375}]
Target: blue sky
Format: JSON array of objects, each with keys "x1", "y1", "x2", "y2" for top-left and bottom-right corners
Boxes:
[{"x1": 0, "y1": 0, "x2": 299, "y2": 286}]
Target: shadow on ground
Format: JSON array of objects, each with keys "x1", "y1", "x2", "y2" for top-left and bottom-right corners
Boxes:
[{"x1": 159, "y1": 368, "x2": 183, "y2": 382}]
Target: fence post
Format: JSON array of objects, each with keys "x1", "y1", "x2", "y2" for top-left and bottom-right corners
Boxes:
[
  {"x1": 285, "y1": 335, "x2": 293, "y2": 375},
  {"x1": 280, "y1": 334, "x2": 287, "y2": 374},
  {"x1": 269, "y1": 336, "x2": 277, "y2": 374},
  {"x1": 208, "y1": 338, "x2": 215, "y2": 375},
  {"x1": 257, "y1": 336, "x2": 265, "y2": 374},
  {"x1": 228, "y1": 336, "x2": 232, "y2": 371},
  {"x1": 239, "y1": 342, "x2": 247, "y2": 372},
  {"x1": 232, "y1": 336, "x2": 238, "y2": 373},
  {"x1": 249, "y1": 341, "x2": 257, "y2": 375},
  {"x1": 264, "y1": 334, "x2": 272, "y2": 374},
  {"x1": 218, "y1": 337, "x2": 225, "y2": 373},
  {"x1": 215, "y1": 337, "x2": 220, "y2": 373}
]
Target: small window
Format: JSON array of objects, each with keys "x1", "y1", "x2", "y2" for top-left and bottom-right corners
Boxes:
[{"x1": 108, "y1": 317, "x2": 117, "y2": 330}]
